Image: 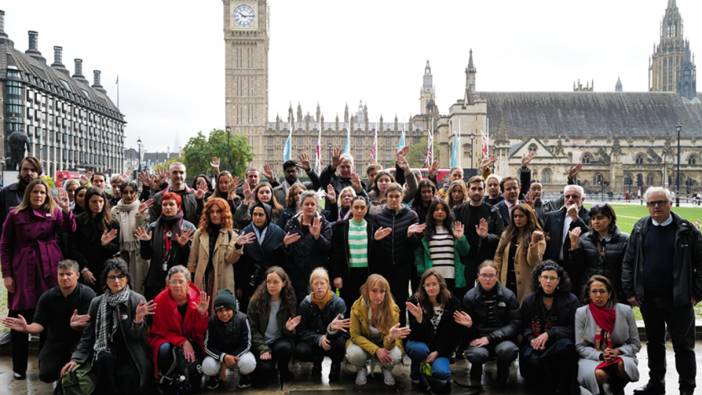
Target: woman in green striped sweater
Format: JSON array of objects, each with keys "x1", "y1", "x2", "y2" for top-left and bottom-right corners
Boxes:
[{"x1": 331, "y1": 196, "x2": 374, "y2": 309}]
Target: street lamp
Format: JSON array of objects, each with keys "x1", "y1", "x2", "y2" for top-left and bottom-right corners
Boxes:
[
  {"x1": 137, "y1": 137, "x2": 143, "y2": 172},
  {"x1": 676, "y1": 123, "x2": 682, "y2": 207},
  {"x1": 328, "y1": 143, "x2": 333, "y2": 165},
  {"x1": 226, "y1": 126, "x2": 232, "y2": 171}
]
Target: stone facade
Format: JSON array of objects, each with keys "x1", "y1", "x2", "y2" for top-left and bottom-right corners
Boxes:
[
  {"x1": 0, "y1": 11, "x2": 125, "y2": 177},
  {"x1": 224, "y1": 1, "x2": 701, "y2": 197}
]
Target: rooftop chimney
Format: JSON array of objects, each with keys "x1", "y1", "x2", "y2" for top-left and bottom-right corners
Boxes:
[
  {"x1": 0, "y1": 10, "x2": 7, "y2": 38},
  {"x1": 26, "y1": 30, "x2": 45, "y2": 62},
  {"x1": 73, "y1": 58, "x2": 87, "y2": 82},
  {"x1": 92, "y1": 69, "x2": 106, "y2": 92},
  {"x1": 51, "y1": 46, "x2": 69, "y2": 75}
]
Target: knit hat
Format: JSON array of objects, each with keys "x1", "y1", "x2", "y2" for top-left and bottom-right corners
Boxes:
[{"x1": 214, "y1": 289, "x2": 238, "y2": 311}]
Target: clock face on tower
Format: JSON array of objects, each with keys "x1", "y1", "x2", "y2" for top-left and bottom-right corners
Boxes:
[{"x1": 233, "y1": 3, "x2": 257, "y2": 28}]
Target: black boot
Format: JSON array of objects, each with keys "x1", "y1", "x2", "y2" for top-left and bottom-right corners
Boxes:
[
  {"x1": 469, "y1": 364, "x2": 483, "y2": 388},
  {"x1": 633, "y1": 381, "x2": 665, "y2": 395},
  {"x1": 329, "y1": 361, "x2": 341, "y2": 382},
  {"x1": 311, "y1": 360, "x2": 322, "y2": 379}
]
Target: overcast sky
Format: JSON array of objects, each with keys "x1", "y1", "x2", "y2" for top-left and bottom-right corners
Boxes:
[{"x1": 2, "y1": 0, "x2": 700, "y2": 152}]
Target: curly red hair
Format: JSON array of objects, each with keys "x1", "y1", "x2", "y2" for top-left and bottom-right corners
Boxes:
[
  {"x1": 161, "y1": 191, "x2": 182, "y2": 208},
  {"x1": 198, "y1": 197, "x2": 233, "y2": 230}
]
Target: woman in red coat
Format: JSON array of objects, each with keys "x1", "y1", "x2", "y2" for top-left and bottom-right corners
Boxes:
[{"x1": 148, "y1": 265, "x2": 209, "y2": 393}]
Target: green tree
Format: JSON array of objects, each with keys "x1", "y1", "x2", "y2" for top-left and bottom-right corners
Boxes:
[
  {"x1": 406, "y1": 136, "x2": 437, "y2": 168},
  {"x1": 153, "y1": 156, "x2": 183, "y2": 173},
  {"x1": 182, "y1": 129, "x2": 253, "y2": 177}
]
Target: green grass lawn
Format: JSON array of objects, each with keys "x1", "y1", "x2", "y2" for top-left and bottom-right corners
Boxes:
[{"x1": 584, "y1": 203, "x2": 702, "y2": 234}]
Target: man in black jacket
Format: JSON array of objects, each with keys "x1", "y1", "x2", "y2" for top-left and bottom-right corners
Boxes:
[
  {"x1": 542, "y1": 184, "x2": 589, "y2": 290},
  {"x1": 462, "y1": 261, "x2": 520, "y2": 387},
  {"x1": 622, "y1": 187, "x2": 702, "y2": 395},
  {"x1": 453, "y1": 176, "x2": 504, "y2": 289},
  {"x1": 149, "y1": 162, "x2": 202, "y2": 224},
  {"x1": 371, "y1": 183, "x2": 419, "y2": 325}
]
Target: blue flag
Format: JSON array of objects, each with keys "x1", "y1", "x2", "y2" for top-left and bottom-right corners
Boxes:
[
  {"x1": 450, "y1": 133, "x2": 458, "y2": 169},
  {"x1": 344, "y1": 127, "x2": 351, "y2": 155},
  {"x1": 283, "y1": 127, "x2": 293, "y2": 162},
  {"x1": 397, "y1": 130, "x2": 406, "y2": 151}
]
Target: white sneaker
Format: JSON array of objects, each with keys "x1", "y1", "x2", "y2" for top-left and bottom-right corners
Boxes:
[
  {"x1": 382, "y1": 368, "x2": 395, "y2": 386},
  {"x1": 355, "y1": 368, "x2": 368, "y2": 386}
]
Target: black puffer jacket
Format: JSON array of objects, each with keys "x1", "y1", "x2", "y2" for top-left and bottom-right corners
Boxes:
[
  {"x1": 569, "y1": 227, "x2": 629, "y2": 301},
  {"x1": 371, "y1": 206, "x2": 418, "y2": 271},
  {"x1": 622, "y1": 213, "x2": 702, "y2": 307},
  {"x1": 407, "y1": 296, "x2": 465, "y2": 357},
  {"x1": 297, "y1": 293, "x2": 348, "y2": 347},
  {"x1": 284, "y1": 214, "x2": 332, "y2": 300},
  {"x1": 204, "y1": 311, "x2": 252, "y2": 360},
  {"x1": 462, "y1": 283, "x2": 520, "y2": 343}
]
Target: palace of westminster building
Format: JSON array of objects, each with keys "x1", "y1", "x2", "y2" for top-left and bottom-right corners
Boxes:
[{"x1": 224, "y1": 0, "x2": 700, "y2": 195}]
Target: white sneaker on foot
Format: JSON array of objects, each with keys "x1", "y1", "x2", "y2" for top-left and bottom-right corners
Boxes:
[
  {"x1": 382, "y1": 368, "x2": 395, "y2": 386},
  {"x1": 355, "y1": 368, "x2": 368, "y2": 386}
]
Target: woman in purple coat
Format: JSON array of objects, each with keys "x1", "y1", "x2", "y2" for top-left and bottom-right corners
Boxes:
[{"x1": 0, "y1": 178, "x2": 76, "y2": 379}]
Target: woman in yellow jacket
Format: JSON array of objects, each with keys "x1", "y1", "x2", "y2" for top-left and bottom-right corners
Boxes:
[
  {"x1": 494, "y1": 203, "x2": 546, "y2": 302},
  {"x1": 345, "y1": 274, "x2": 410, "y2": 387},
  {"x1": 188, "y1": 198, "x2": 254, "y2": 311}
]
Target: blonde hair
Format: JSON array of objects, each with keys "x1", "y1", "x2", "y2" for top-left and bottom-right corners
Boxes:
[
  {"x1": 309, "y1": 267, "x2": 330, "y2": 289},
  {"x1": 360, "y1": 274, "x2": 397, "y2": 335}
]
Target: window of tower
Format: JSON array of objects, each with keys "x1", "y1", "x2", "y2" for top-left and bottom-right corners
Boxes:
[
  {"x1": 635, "y1": 154, "x2": 645, "y2": 166},
  {"x1": 581, "y1": 152, "x2": 594, "y2": 164},
  {"x1": 688, "y1": 155, "x2": 697, "y2": 166},
  {"x1": 542, "y1": 168, "x2": 552, "y2": 184}
]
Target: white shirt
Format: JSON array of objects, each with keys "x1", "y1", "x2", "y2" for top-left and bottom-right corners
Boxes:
[
  {"x1": 560, "y1": 215, "x2": 573, "y2": 260},
  {"x1": 651, "y1": 215, "x2": 673, "y2": 226}
]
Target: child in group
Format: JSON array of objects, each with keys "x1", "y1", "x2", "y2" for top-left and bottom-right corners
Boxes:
[{"x1": 202, "y1": 289, "x2": 257, "y2": 390}]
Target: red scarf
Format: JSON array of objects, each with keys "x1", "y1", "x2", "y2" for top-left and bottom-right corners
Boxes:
[
  {"x1": 589, "y1": 303, "x2": 621, "y2": 370},
  {"x1": 589, "y1": 302, "x2": 616, "y2": 333}
]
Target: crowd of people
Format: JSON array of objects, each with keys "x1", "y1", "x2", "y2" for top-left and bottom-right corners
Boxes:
[{"x1": 0, "y1": 151, "x2": 700, "y2": 395}]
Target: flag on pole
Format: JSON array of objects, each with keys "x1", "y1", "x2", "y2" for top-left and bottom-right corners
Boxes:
[
  {"x1": 344, "y1": 126, "x2": 351, "y2": 155},
  {"x1": 481, "y1": 129, "x2": 489, "y2": 157},
  {"x1": 370, "y1": 127, "x2": 378, "y2": 163},
  {"x1": 450, "y1": 131, "x2": 459, "y2": 169},
  {"x1": 397, "y1": 129, "x2": 406, "y2": 151},
  {"x1": 315, "y1": 122, "x2": 322, "y2": 173},
  {"x1": 283, "y1": 124, "x2": 293, "y2": 162},
  {"x1": 424, "y1": 130, "x2": 434, "y2": 167}
]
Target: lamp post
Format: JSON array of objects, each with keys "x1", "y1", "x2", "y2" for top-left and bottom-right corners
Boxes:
[
  {"x1": 226, "y1": 126, "x2": 232, "y2": 171},
  {"x1": 676, "y1": 123, "x2": 682, "y2": 207},
  {"x1": 137, "y1": 137, "x2": 142, "y2": 172}
]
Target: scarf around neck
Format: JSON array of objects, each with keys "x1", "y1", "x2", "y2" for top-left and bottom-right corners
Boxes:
[
  {"x1": 589, "y1": 302, "x2": 616, "y2": 333},
  {"x1": 114, "y1": 199, "x2": 140, "y2": 250},
  {"x1": 311, "y1": 289, "x2": 333, "y2": 310},
  {"x1": 94, "y1": 285, "x2": 131, "y2": 357}
]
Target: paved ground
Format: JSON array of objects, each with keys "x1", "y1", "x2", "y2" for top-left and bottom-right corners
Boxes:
[{"x1": 0, "y1": 341, "x2": 699, "y2": 394}]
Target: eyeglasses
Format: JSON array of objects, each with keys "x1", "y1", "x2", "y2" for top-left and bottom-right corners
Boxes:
[
  {"x1": 646, "y1": 200, "x2": 669, "y2": 207},
  {"x1": 540, "y1": 275, "x2": 559, "y2": 282},
  {"x1": 564, "y1": 194, "x2": 580, "y2": 199},
  {"x1": 106, "y1": 274, "x2": 126, "y2": 281}
]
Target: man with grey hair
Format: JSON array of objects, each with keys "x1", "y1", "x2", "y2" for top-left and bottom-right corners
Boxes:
[
  {"x1": 149, "y1": 162, "x2": 202, "y2": 224},
  {"x1": 1, "y1": 260, "x2": 95, "y2": 383},
  {"x1": 542, "y1": 184, "x2": 590, "y2": 290},
  {"x1": 623, "y1": 187, "x2": 702, "y2": 395}
]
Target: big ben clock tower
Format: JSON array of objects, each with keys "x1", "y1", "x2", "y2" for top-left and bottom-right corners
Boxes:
[{"x1": 223, "y1": 0, "x2": 268, "y2": 167}]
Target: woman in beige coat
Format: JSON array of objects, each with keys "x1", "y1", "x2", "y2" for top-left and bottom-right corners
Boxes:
[
  {"x1": 188, "y1": 197, "x2": 254, "y2": 310},
  {"x1": 494, "y1": 204, "x2": 546, "y2": 302}
]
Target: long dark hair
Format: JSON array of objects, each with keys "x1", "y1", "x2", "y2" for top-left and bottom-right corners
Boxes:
[
  {"x1": 531, "y1": 260, "x2": 572, "y2": 294},
  {"x1": 249, "y1": 266, "x2": 297, "y2": 316},
  {"x1": 498, "y1": 204, "x2": 542, "y2": 255},
  {"x1": 588, "y1": 203, "x2": 617, "y2": 233},
  {"x1": 411, "y1": 179, "x2": 436, "y2": 211},
  {"x1": 84, "y1": 187, "x2": 113, "y2": 230},
  {"x1": 212, "y1": 171, "x2": 233, "y2": 199},
  {"x1": 413, "y1": 269, "x2": 452, "y2": 314},
  {"x1": 424, "y1": 199, "x2": 455, "y2": 239}
]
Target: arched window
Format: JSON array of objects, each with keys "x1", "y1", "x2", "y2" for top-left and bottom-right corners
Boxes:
[
  {"x1": 542, "y1": 168, "x2": 552, "y2": 184},
  {"x1": 581, "y1": 152, "x2": 594, "y2": 164},
  {"x1": 623, "y1": 174, "x2": 633, "y2": 186},
  {"x1": 635, "y1": 154, "x2": 645, "y2": 166},
  {"x1": 636, "y1": 173, "x2": 644, "y2": 187},
  {"x1": 688, "y1": 155, "x2": 697, "y2": 166},
  {"x1": 528, "y1": 143, "x2": 538, "y2": 154}
]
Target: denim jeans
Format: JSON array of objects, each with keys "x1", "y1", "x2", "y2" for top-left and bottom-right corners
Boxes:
[{"x1": 405, "y1": 340, "x2": 451, "y2": 380}]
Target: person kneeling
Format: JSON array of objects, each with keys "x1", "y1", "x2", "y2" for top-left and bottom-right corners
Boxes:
[
  {"x1": 247, "y1": 266, "x2": 300, "y2": 385},
  {"x1": 576, "y1": 275, "x2": 640, "y2": 395},
  {"x1": 405, "y1": 269, "x2": 466, "y2": 392},
  {"x1": 345, "y1": 274, "x2": 409, "y2": 387},
  {"x1": 202, "y1": 289, "x2": 257, "y2": 390},
  {"x1": 462, "y1": 260, "x2": 520, "y2": 388},
  {"x1": 295, "y1": 267, "x2": 350, "y2": 382},
  {"x1": 148, "y1": 265, "x2": 209, "y2": 394}
]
